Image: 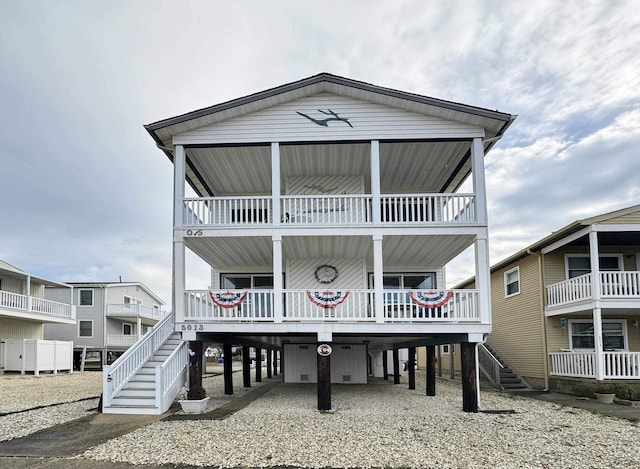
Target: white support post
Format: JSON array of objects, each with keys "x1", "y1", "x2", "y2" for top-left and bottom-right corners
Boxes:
[
  {"x1": 26, "y1": 275, "x2": 32, "y2": 312},
  {"x1": 273, "y1": 235, "x2": 283, "y2": 323},
  {"x1": 272, "y1": 143, "x2": 281, "y2": 226},
  {"x1": 370, "y1": 140, "x2": 381, "y2": 225},
  {"x1": 373, "y1": 235, "x2": 384, "y2": 323},
  {"x1": 137, "y1": 317, "x2": 142, "y2": 339},
  {"x1": 475, "y1": 234, "x2": 492, "y2": 325},
  {"x1": 470, "y1": 137, "x2": 487, "y2": 225},
  {"x1": 173, "y1": 145, "x2": 186, "y2": 324},
  {"x1": 590, "y1": 229, "x2": 605, "y2": 380}
]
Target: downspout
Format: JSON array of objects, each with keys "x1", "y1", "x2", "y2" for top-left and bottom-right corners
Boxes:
[{"x1": 528, "y1": 248, "x2": 549, "y2": 391}]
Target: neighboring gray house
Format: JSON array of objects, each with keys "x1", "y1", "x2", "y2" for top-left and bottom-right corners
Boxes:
[{"x1": 44, "y1": 282, "x2": 167, "y2": 366}]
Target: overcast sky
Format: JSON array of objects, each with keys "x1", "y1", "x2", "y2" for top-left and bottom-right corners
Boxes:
[{"x1": 1, "y1": 1, "x2": 639, "y2": 309}]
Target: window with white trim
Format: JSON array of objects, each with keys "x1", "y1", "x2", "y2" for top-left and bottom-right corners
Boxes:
[
  {"x1": 78, "y1": 289, "x2": 94, "y2": 307},
  {"x1": 78, "y1": 320, "x2": 93, "y2": 337},
  {"x1": 123, "y1": 323, "x2": 133, "y2": 335},
  {"x1": 569, "y1": 320, "x2": 627, "y2": 351},
  {"x1": 504, "y1": 267, "x2": 520, "y2": 297},
  {"x1": 565, "y1": 254, "x2": 622, "y2": 279},
  {"x1": 441, "y1": 344, "x2": 450, "y2": 354}
]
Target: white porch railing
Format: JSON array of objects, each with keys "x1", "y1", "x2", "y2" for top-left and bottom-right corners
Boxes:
[
  {"x1": 546, "y1": 271, "x2": 640, "y2": 308},
  {"x1": 155, "y1": 340, "x2": 189, "y2": 412},
  {"x1": 103, "y1": 313, "x2": 175, "y2": 408},
  {"x1": 281, "y1": 195, "x2": 371, "y2": 225},
  {"x1": 478, "y1": 344, "x2": 504, "y2": 388},
  {"x1": 380, "y1": 194, "x2": 476, "y2": 224},
  {"x1": 107, "y1": 334, "x2": 138, "y2": 347},
  {"x1": 549, "y1": 351, "x2": 640, "y2": 379},
  {"x1": 1, "y1": 290, "x2": 74, "y2": 319},
  {"x1": 183, "y1": 289, "x2": 480, "y2": 323},
  {"x1": 181, "y1": 193, "x2": 478, "y2": 227},
  {"x1": 106, "y1": 303, "x2": 167, "y2": 321}
]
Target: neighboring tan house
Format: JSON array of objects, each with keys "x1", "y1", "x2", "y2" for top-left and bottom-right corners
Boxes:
[
  {"x1": 101, "y1": 72, "x2": 515, "y2": 414},
  {"x1": 44, "y1": 282, "x2": 168, "y2": 366},
  {"x1": 457, "y1": 204, "x2": 640, "y2": 393},
  {"x1": 0, "y1": 259, "x2": 75, "y2": 373}
]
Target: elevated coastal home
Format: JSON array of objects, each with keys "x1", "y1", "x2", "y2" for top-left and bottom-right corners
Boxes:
[
  {"x1": 44, "y1": 282, "x2": 167, "y2": 366},
  {"x1": 0, "y1": 260, "x2": 75, "y2": 373},
  {"x1": 102, "y1": 73, "x2": 515, "y2": 414},
  {"x1": 458, "y1": 204, "x2": 640, "y2": 393}
]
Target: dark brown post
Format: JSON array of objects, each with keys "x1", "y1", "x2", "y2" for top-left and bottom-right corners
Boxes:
[
  {"x1": 382, "y1": 350, "x2": 389, "y2": 380},
  {"x1": 242, "y1": 345, "x2": 251, "y2": 388},
  {"x1": 266, "y1": 349, "x2": 273, "y2": 378},
  {"x1": 317, "y1": 343, "x2": 332, "y2": 410},
  {"x1": 436, "y1": 345, "x2": 442, "y2": 377},
  {"x1": 449, "y1": 344, "x2": 455, "y2": 379},
  {"x1": 189, "y1": 341, "x2": 203, "y2": 391},
  {"x1": 280, "y1": 347, "x2": 284, "y2": 375},
  {"x1": 460, "y1": 342, "x2": 478, "y2": 413},
  {"x1": 273, "y1": 350, "x2": 278, "y2": 376},
  {"x1": 426, "y1": 345, "x2": 436, "y2": 396},
  {"x1": 255, "y1": 347, "x2": 262, "y2": 382},
  {"x1": 408, "y1": 347, "x2": 416, "y2": 390},
  {"x1": 223, "y1": 343, "x2": 233, "y2": 395},
  {"x1": 393, "y1": 348, "x2": 400, "y2": 384}
]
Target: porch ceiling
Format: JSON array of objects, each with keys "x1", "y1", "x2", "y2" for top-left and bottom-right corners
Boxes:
[{"x1": 185, "y1": 234, "x2": 474, "y2": 270}]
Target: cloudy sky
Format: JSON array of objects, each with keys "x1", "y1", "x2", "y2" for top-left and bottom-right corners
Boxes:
[{"x1": 1, "y1": 0, "x2": 639, "y2": 309}]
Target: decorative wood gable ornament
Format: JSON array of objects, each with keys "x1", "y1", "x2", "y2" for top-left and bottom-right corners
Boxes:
[{"x1": 296, "y1": 109, "x2": 353, "y2": 128}]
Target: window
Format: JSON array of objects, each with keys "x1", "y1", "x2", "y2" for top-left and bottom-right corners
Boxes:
[
  {"x1": 78, "y1": 289, "x2": 94, "y2": 307},
  {"x1": 504, "y1": 267, "x2": 520, "y2": 297},
  {"x1": 441, "y1": 344, "x2": 450, "y2": 354},
  {"x1": 123, "y1": 323, "x2": 133, "y2": 335},
  {"x1": 569, "y1": 320, "x2": 626, "y2": 350},
  {"x1": 368, "y1": 273, "x2": 437, "y2": 289},
  {"x1": 221, "y1": 274, "x2": 273, "y2": 289},
  {"x1": 78, "y1": 320, "x2": 93, "y2": 337},
  {"x1": 565, "y1": 254, "x2": 622, "y2": 279}
]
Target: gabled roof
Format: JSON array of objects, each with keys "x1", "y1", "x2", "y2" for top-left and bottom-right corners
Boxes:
[
  {"x1": 145, "y1": 72, "x2": 515, "y2": 147},
  {"x1": 456, "y1": 204, "x2": 640, "y2": 288},
  {"x1": 65, "y1": 282, "x2": 165, "y2": 305}
]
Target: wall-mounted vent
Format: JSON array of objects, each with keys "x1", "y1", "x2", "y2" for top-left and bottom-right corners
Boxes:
[
  {"x1": 300, "y1": 374, "x2": 309, "y2": 381},
  {"x1": 299, "y1": 345, "x2": 309, "y2": 349},
  {"x1": 341, "y1": 345, "x2": 351, "y2": 349},
  {"x1": 342, "y1": 375, "x2": 351, "y2": 382}
]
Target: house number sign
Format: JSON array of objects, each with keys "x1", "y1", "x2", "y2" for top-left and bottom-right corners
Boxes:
[{"x1": 317, "y1": 344, "x2": 332, "y2": 356}]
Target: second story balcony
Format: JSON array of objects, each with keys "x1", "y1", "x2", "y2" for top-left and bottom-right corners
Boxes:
[
  {"x1": 106, "y1": 303, "x2": 168, "y2": 323},
  {"x1": 0, "y1": 290, "x2": 75, "y2": 323}
]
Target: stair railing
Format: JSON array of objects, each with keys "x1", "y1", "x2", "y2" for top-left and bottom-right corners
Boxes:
[
  {"x1": 103, "y1": 313, "x2": 174, "y2": 408},
  {"x1": 478, "y1": 343, "x2": 504, "y2": 389},
  {"x1": 155, "y1": 340, "x2": 189, "y2": 412}
]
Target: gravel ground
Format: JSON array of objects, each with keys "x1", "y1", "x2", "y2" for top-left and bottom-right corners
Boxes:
[
  {"x1": 83, "y1": 373, "x2": 640, "y2": 469},
  {"x1": 0, "y1": 371, "x2": 102, "y2": 442}
]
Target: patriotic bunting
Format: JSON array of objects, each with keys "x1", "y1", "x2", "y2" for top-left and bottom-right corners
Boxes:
[
  {"x1": 209, "y1": 290, "x2": 248, "y2": 309},
  {"x1": 408, "y1": 290, "x2": 453, "y2": 308},
  {"x1": 307, "y1": 290, "x2": 350, "y2": 309}
]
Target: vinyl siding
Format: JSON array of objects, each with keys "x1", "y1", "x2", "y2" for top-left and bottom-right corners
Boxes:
[
  {"x1": 0, "y1": 317, "x2": 43, "y2": 340},
  {"x1": 488, "y1": 254, "x2": 546, "y2": 380},
  {"x1": 174, "y1": 93, "x2": 484, "y2": 145},
  {"x1": 599, "y1": 212, "x2": 640, "y2": 224}
]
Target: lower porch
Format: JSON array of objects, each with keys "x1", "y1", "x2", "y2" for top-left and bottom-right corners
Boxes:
[{"x1": 549, "y1": 351, "x2": 640, "y2": 379}]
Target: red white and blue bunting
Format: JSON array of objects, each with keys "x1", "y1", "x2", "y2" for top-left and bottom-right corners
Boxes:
[
  {"x1": 409, "y1": 290, "x2": 453, "y2": 308},
  {"x1": 209, "y1": 291, "x2": 248, "y2": 309},
  {"x1": 306, "y1": 290, "x2": 350, "y2": 309}
]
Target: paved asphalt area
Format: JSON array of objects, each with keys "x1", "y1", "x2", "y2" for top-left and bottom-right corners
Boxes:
[{"x1": 1, "y1": 379, "x2": 639, "y2": 468}]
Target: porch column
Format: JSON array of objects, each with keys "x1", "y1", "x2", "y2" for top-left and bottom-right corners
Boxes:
[
  {"x1": 426, "y1": 345, "x2": 436, "y2": 396},
  {"x1": 266, "y1": 349, "x2": 273, "y2": 378},
  {"x1": 136, "y1": 317, "x2": 142, "y2": 339},
  {"x1": 223, "y1": 343, "x2": 233, "y2": 395},
  {"x1": 475, "y1": 235, "x2": 492, "y2": 325},
  {"x1": 273, "y1": 235, "x2": 283, "y2": 323},
  {"x1": 272, "y1": 142, "x2": 281, "y2": 226},
  {"x1": 255, "y1": 347, "x2": 262, "y2": 382},
  {"x1": 273, "y1": 350, "x2": 278, "y2": 376},
  {"x1": 370, "y1": 140, "x2": 381, "y2": 225},
  {"x1": 393, "y1": 348, "x2": 400, "y2": 384},
  {"x1": 470, "y1": 137, "x2": 487, "y2": 224},
  {"x1": 408, "y1": 347, "x2": 416, "y2": 390},
  {"x1": 460, "y1": 342, "x2": 478, "y2": 413},
  {"x1": 450, "y1": 344, "x2": 456, "y2": 379},
  {"x1": 189, "y1": 340, "x2": 203, "y2": 392},
  {"x1": 373, "y1": 235, "x2": 384, "y2": 323},
  {"x1": 590, "y1": 230, "x2": 605, "y2": 380},
  {"x1": 317, "y1": 339, "x2": 332, "y2": 411},
  {"x1": 242, "y1": 345, "x2": 251, "y2": 387},
  {"x1": 173, "y1": 144, "x2": 186, "y2": 323},
  {"x1": 382, "y1": 350, "x2": 389, "y2": 379},
  {"x1": 436, "y1": 345, "x2": 442, "y2": 377},
  {"x1": 26, "y1": 275, "x2": 32, "y2": 311}
]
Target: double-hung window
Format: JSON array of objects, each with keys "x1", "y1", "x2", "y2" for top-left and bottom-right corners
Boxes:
[
  {"x1": 78, "y1": 320, "x2": 93, "y2": 338},
  {"x1": 565, "y1": 254, "x2": 622, "y2": 279},
  {"x1": 78, "y1": 289, "x2": 94, "y2": 307},
  {"x1": 504, "y1": 267, "x2": 520, "y2": 297},
  {"x1": 569, "y1": 320, "x2": 626, "y2": 351}
]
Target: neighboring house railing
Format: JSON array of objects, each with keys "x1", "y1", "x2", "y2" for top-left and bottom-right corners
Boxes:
[
  {"x1": 106, "y1": 303, "x2": 167, "y2": 321},
  {"x1": 0, "y1": 290, "x2": 74, "y2": 319},
  {"x1": 546, "y1": 271, "x2": 640, "y2": 308},
  {"x1": 183, "y1": 289, "x2": 480, "y2": 323},
  {"x1": 107, "y1": 334, "x2": 138, "y2": 347},
  {"x1": 103, "y1": 313, "x2": 175, "y2": 408},
  {"x1": 478, "y1": 343, "x2": 504, "y2": 388},
  {"x1": 549, "y1": 351, "x2": 640, "y2": 379},
  {"x1": 182, "y1": 193, "x2": 477, "y2": 227}
]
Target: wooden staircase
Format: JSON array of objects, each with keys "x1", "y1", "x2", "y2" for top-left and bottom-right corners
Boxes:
[
  {"x1": 103, "y1": 330, "x2": 188, "y2": 415},
  {"x1": 479, "y1": 343, "x2": 530, "y2": 391}
]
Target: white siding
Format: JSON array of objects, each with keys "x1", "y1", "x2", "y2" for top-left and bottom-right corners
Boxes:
[
  {"x1": 284, "y1": 343, "x2": 317, "y2": 383},
  {"x1": 287, "y1": 259, "x2": 366, "y2": 290},
  {"x1": 174, "y1": 93, "x2": 484, "y2": 145},
  {"x1": 283, "y1": 343, "x2": 367, "y2": 383}
]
